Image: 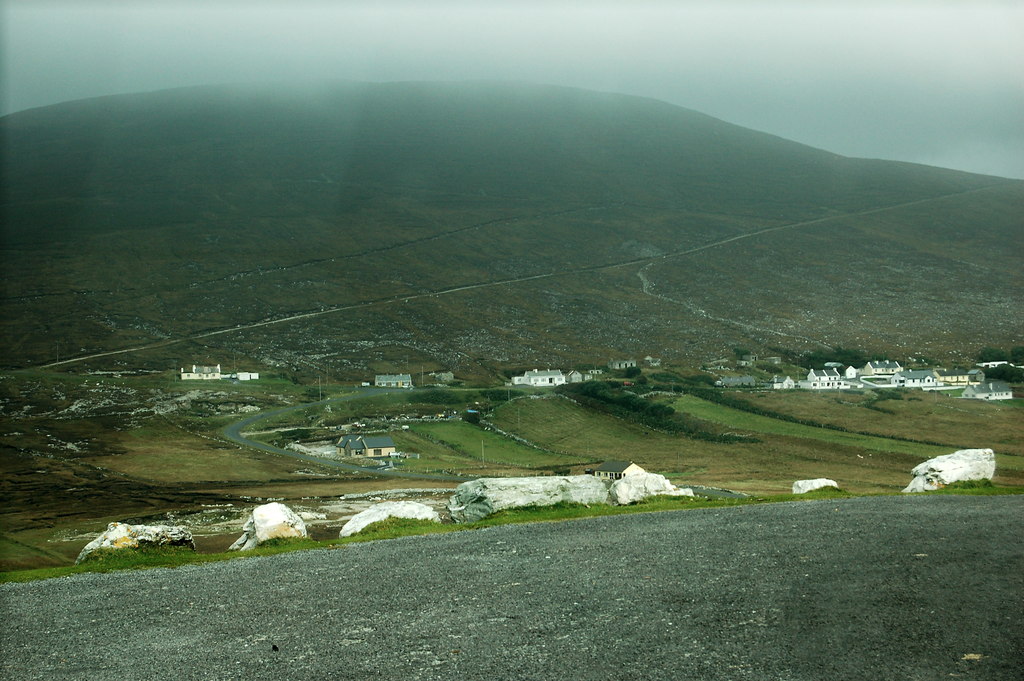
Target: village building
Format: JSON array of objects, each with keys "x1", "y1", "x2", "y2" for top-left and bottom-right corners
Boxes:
[
  {"x1": 608, "y1": 359, "x2": 637, "y2": 370},
  {"x1": 565, "y1": 370, "x2": 593, "y2": 384},
  {"x1": 844, "y1": 365, "x2": 859, "y2": 379},
  {"x1": 962, "y1": 381, "x2": 1013, "y2": 401},
  {"x1": 799, "y1": 368, "x2": 849, "y2": 390},
  {"x1": 861, "y1": 360, "x2": 902, "y2": 377},
  {"x1": 180, "y1": 364, "x2": 222, "y2": 380},
  {"x1": 770, "y1": 375, "x2": 796, "y2": 390},
  {"x1": 935, "y1": 368, "x2": 983, "y2": 386},
  {"x1": 512, "y1": 369, "x2": 566, "y2": 387},
  {"x1": 644, "y1": 356, "x2": 662, "y2": 367},
  {"x1": 236, "y1": 372, "x2": 260, "y2": 381},
  {"x1": 590, "y1": 461, "x2": 646, "y2": 481},
  {"x1": 337, "y1": 434, "x2": 398, "y2": 457},
  {"x1": 892, "y1": 369, "x2": 942, "y2": 388},
  {"x1": 375, "y1": 374, "x2": 413, "y2": 388}
]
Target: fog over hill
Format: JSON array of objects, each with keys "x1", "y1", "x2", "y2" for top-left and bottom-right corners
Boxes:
[{"x1": 1, "y1": 81, "x2": 1021, "y2": 375}]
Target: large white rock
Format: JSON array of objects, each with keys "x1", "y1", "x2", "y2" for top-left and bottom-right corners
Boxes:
[
  {"x1": 228, "y1": 502, "x2": 308, "y2": 551},
  {"x1": 339, "y1": 501, "x2": 441, "y2": 537},
  {"x1": 609, "y1": 472, "x2": 695, "y2": 505},
  {"x1": 75, "y1": 522, "x2": 194, "y2": 564},
  {"x1": 448, "y1": 475, "x2": 611, "y2": 523},
  {"x1": 902, "y1": 449, "x2": 996, "y2": 493},
  {"x1": 792, "y1": 478, "x2": 840, "y2": 494}
]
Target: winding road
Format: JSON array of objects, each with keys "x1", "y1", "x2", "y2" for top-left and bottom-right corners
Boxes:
[{"x1": 219, "y1": 387, "x2": 467, "y2": 482}]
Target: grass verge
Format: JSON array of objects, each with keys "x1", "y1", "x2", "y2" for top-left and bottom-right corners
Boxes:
[{"x1": 3, "y1": 486, "x2": 1019, "y2": 584}]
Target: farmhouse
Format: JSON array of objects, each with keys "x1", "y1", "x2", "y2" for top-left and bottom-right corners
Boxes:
[
  {"x1": 512, "y1": 369, "x2": 566, "y2": 387},
  {"x1": 375, "y1": 374, "x2": 413, "y2": 388},
  {"x1": 338, "y1": 434, "x2": 398, "y2": 457},
  {"x1": 608, "y1": 359, "x2": 637, "y2": 370},
  {"x1": 591, "y1": 461, "x2": 646, "y2": 480},
  {"x1": 180, "y1": 364, "x2": 222, "y2": 380},
  {"x1": 962, "y1": 381, "x2": 1013, "y2": 401}
]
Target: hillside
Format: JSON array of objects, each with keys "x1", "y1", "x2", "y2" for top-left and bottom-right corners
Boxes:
[{"x1": 2, "y1": 81, "x2": 1021, "y2": 376}]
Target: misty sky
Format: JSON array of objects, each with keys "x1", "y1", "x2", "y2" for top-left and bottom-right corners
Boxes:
[{"x1": 3, "y1": 0, "x2": 1023, "y2": 178}]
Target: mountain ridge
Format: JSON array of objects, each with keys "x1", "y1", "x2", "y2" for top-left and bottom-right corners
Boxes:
[{"x1": 1, "y1": 81, "x2": 1021, "y2": 374}]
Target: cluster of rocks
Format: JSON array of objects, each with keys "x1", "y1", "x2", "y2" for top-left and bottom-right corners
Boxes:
[
  {"x1": 790, "y1": 448, "x2": 996, "y2": 495},
  {"x1": 75, "y1": 449, "x2": 997, "y2": 563}
]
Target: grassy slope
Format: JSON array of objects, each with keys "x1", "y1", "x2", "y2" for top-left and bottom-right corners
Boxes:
[{"x1": 2, "y1": 81, "x2": 1020, "y2": 372}]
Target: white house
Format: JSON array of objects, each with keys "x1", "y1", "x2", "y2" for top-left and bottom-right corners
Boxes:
[
  {"x1": 799, "y1": 368, "x2": 849, "y2": 390},
  {"x1": 770, "y1": 375, "x2": 796, "y2": 390},
  {"x1": 962, "y1": 381, "x2": 1013, "y2": 401},
  {"x1": 892, "y1": 369, "x2": 942, "y2": 388},
  {"x1": 512, "y1": 369, "x2": 566, "y2": 387},
  {"x1": 608, "y1": 359, "x2": 637, "y2": 370},
  {"x1": 844, "y1": 365, "x2": 859, "y2": 379},
  {"x1": 375, "y1": 374, "x2": 413, "y2": 388},
  {"x1": 236, "y1": 372, "x2": 260, "y2": 381},
  {"x1": 565, "y1": 370, "x2": 594, "y2": 384},
  {"x1": 591, "y1": 461, "x2": 646, "y2": 480},
  {"x1": 861, "y1": 360, "x2": 902, "y2": 377},
  {"x1": 181, "y1": 364, "x2": 222, "y2": 380}
]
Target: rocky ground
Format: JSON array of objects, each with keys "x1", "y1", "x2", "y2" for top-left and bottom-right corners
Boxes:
[{"x1": 2, "y1": 495, "x2": 1020, "y2": 681}]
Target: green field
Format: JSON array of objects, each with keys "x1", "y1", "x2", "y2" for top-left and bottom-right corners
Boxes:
[{"x1": 409, "y1": 421, "x2": 588, "y2": 470}]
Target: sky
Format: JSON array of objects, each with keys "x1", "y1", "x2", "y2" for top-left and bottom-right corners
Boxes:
[{"x1": 3, "y1": 0, "x2": 1023, "y2": 179}]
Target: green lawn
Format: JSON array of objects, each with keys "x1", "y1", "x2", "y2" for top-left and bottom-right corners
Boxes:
[
  {"x1": 670, "y1": 394, "x2": 949, "y2": 458},
  {"x1": 411, "y1": 421, "x2": 587, "y2": 469}
]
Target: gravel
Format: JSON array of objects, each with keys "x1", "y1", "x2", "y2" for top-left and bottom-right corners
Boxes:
[{"x1": 2, "y1": 495, "x2": 1021, "y2": 680}]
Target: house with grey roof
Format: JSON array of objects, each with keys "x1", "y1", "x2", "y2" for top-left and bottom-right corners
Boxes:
[
  {"x1": 716, "y1": 375, "x2": 757, "y2": 388},
  {"x1": 892, "y1": 369, "x2": 942, "y2": 388},
  {"x1": 180, "y1": 364, "x2": 222, "y2": 380},
  {"x1": 608, "y1": 359, "x2": 637, "y2": 370},
  {"x1": 799, "y1": 368, "x2": 849, "y2": 390},
  {"x1": 375, "y1": 374, "x2": 413, "y2": 388},
  {"x1": 962, "y1": 381, "x2": 1013, "y2": 401},
  {"x1": 861, "y1": 360, "x2": 902, "y2": 376},
  {"x1": 338, "y1": 434, "x2": 398, "y2": 457},
  {"x1": 770, "y1": 375, "x2": 796, "y2": 390},
  {"x1": 512, "y1": 369, "x2": 566, "y2": 387},
  {"x1": 590, "y1": 460, "x2": 646, "y2": 480}
]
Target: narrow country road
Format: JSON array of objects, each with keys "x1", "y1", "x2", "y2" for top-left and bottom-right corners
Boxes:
[{"x1": 219, "y1": 387, "x2": 467, "y2": 482}]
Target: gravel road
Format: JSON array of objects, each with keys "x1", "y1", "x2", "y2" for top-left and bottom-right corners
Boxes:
[{"x1": 2, "y1": 495, "x2": 1021, "y2": 680}]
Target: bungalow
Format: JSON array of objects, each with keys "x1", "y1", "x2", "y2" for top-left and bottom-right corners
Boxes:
[
  {"x1": 962, "y1": 381, "x2": 1013, "y2": 401},
  {"x1": 770, "y1": 375, "x2": 796, "y2": 390},
  {"x1": 799, "y1": 368, "x2": 849, "y2": 390},
  {"x1": 861, "y1": 360, "x2": 902, "y2": 377},
  {"x1": 608, "y1": 359, "x2": 637, "y2": 370},
  {"x1": 565, "y1": 370, "x2": 593, "y2": 384},
  {"x1": 892, "y1": 369, "x2": 941, "y2": 388},
  {"x1": 181, "y1": 364, "x2": 222, "y2": 380},
  {"x1": 591, "y1": 460, "x2": 646, "y2": 481},
  {"x1": 375, "y1": 374, "x2": 413, "y2": 388},
  {"x1": 512, "y1": 369, "x2": 566, "y2": 387},
  {"x1": 338, "y1": 434, "x2": 397, "y2": 457}
]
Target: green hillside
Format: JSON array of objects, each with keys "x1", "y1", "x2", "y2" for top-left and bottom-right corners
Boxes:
[{"x1": 1, "y1": 81, "x2": 1021, "y2": 375}]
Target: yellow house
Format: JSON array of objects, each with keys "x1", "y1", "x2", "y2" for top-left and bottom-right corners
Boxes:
[{"x1": 592, "y1": 460, "x2": 646, "y2": 480}]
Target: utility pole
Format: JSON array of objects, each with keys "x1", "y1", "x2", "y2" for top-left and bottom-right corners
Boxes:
[{"x1": 481, "y1": 440, "x2": 485, "y2": 462}]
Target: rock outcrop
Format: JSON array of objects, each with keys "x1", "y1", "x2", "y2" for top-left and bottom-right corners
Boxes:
[
  {"x1": 792, "y1": 478, "x2": 840, "y2": 494},
  {"x1": 448, "y1": 476, "x2": 610, "y2": 523},
  {"x1": 339, "y1": 501, "x2": 441, "y2": 537},
  {"x1": 228, "y1": 502, "x2": 308, "y2": 551},
  {"x1": 609, "y1": 472, "x2": 694, "y2": 505},
  {"x1": 902, "y1": 449, "x2": 996, "y2": 493},
  {"x1": 76, "y1": 522, "x2": 194, "y2": 564}
]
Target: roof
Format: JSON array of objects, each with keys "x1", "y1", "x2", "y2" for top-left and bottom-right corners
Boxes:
[
  {"x1": 595, "y1": 460, "x2": 636, "y2": 473},
  {"x1": 339, "y1": 434, "x2": 396, "y2": 450},
  {"x1": 809, "y1": 368, "x2": 841, "y2": 378},
  {"x1": 969, "y1": 381, "x2": 1011, "y2": 394},
  {"x1": 899, "y1": 370, "x2": 936, "y2": 379},
  {"x1": 376, "y1": 374, "x2": 412, "y2": 381},
  {"x1": 524, "y1": 369, "x2": 564, "y2": 378}
]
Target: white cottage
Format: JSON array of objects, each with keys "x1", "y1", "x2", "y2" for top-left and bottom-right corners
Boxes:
[
  {"x1": 512, "y1": 369, "x2": 566, "y2": 387},
  {"x1": 892, "y1": 369, "x2": 941, "y2": 388},
  {"x1": 181, "y1": 364, "x2": 222, "y2": 380},
  {"x1": 799, "y1": 368, "x2": 849, "y2": 390},
  {"x1": 962, "y1": 381, "x2": 1013, "y2": 401}
]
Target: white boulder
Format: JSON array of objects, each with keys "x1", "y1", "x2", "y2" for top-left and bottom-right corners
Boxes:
[
  {"x1": 792, "y1": 478, "x2": 840, "y2": 494},
  {"x1": 609, "y1": 472, "x2": 695, "y2": 505},
  {"x1": 448, "y1": 475, "x2": 611, "y2": 523},
  {"x1": 339, "y1": 501, "x2": 441, "y2": 537},
  {"x1": 228, "y1": 502, "x2": 308, "y2": 551},
  {"x1": 902, "y1": 449, "x2": 996, "y2": 493},
  {"x1": 76, "y1": 522, "x2": 194, "y2": 564}
]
